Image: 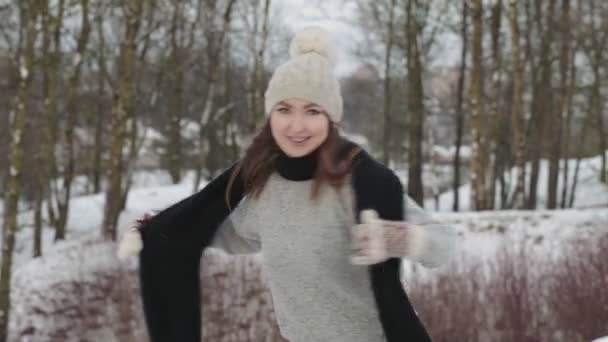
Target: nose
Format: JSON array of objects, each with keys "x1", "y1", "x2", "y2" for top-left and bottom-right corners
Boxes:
[{"x1": 288, "y1": 113, "x2": 305, "y2": 132}]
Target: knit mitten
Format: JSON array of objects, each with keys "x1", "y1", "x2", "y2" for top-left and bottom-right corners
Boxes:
[
  {"x1": 350, "y1": 209, "x2": 428, "y2": 265},
  {"x1": 117, "y1": 211, "x2": 156, "y2": 260}
]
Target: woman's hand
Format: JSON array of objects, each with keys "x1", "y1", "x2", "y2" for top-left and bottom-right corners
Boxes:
[
  {"x1": 350, "y1": 210, "x2": 388, "y2": 265},
  {"x1": 350, "y1": 209, "x2": 413, "y2": 266},
  {"x1": 117, "y1": 211, "x2": 157, "y2": 260}
]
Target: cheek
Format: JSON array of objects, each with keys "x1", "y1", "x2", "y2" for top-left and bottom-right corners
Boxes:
[
  {"x1": 269, "y1": 113, "x2": 284, "y2": 135},
  {"x1": 312, "y1": 117, "x2": 330, "y2": 138}
]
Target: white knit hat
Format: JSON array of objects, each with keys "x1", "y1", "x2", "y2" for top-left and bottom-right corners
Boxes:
[{"x1": 264, "y1": 26, "x2": 343, "y2": 122}]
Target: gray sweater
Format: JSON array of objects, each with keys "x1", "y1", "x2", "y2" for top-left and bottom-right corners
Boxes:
[{"x1": 211, "y1": 173, "x2": 455, "y2": 342}]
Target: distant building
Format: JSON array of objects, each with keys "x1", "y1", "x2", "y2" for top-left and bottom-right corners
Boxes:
[{"x1": 425, "y1": 65, "x2": 460, "y2": 100}]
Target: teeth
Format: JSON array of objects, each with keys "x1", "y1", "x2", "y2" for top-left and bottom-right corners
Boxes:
[{"x1": 289, "y1": 137, "x2": 309, "y2": 143}]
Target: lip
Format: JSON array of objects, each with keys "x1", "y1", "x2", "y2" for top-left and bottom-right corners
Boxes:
[{"x1": 286, "y1": 136, "x2": 311, "y2": 144}]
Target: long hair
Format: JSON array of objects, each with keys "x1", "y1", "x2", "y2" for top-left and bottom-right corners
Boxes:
[{"x1": 226, "y1": 119, "x2": 361, "y2": 206}]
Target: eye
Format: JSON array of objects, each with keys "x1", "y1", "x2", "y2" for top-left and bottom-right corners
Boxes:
[
  {"x1": 276, "y1": 107, "x2": 290, "y2": 114},
  {"x1": 307, "y1": 109, "x2": 321, "y2": 115}
]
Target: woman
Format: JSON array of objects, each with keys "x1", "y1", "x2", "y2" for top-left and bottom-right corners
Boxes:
[{"x1": 120, "y1": 26, "x2": 455, "y2": 342}]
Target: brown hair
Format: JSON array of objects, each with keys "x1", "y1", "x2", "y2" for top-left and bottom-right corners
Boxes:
[{"x1": 226, "y1": 119, "x2": 361, "y2": 206}]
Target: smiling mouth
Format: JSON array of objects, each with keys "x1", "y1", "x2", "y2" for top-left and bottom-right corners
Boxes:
[{"x1": 287, "y1": 136, "x2": 311, "y2": 143}]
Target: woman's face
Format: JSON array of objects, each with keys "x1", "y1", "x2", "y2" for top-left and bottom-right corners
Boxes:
[{"x1": 269, "y1": 98, "x2": 330, "y2": 157}]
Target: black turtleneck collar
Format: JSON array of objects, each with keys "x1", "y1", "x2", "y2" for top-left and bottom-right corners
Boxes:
[{"x1": 275, "y1": 148, "x2": 318, "y2": 181}]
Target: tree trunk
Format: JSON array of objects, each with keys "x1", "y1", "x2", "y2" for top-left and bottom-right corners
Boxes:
[
  {"x1": 93, "y1": 61, "x2": 105, "y2": 193},
  {"x1": 194, "y1": 0, "x2": 236, "y2": 193},
  {"x1": 167, "y1": 1, "x2": 185, "y2": 184},
  {"x1": 560, "y1": 4, "x2": 580, "y2": 209},
  {"x1": 382, "y1": 0, "x2": 396, "y2": 166},
  {"x1": 453, "y1": 0, "x2": 468, "y2": 212},
  {"x1": 38, "y1": 0, "x2": 65, "y2": 243},
  {"x1": 547, "y1": 0, "x2": 566, "y2": 209},
  {"x1": 406, "y1": 0, "x2": 425, "y2": 205},
  {"x1": 468, "y1": 0, "x2": 490, "y2": 211},
  {"x1": 0, "y1": 2, "x2": 38, "y2": 339},
  {"x1": 585, "y1": 0, "x2": 607, "y2": 183},
  {"x1": 254, "y1": 0, "x2": 271, "y2": 128},
  {"x1": 595, "y1": 65, "x2": 606, "y2": 183},
  {"x1": 569, "y1": 100, "x2": 591, "y2": 208},
  {"x1": 102, "y1": 0, "x2": 144, "y2": 241},
  {"x1": 245, "y1": 0, "x2": 271, "y2": 132},
  {"x1": 32, "y1": 0, "x2": 56, "y2": 258},
  {"x1": 92, "y1": 2, "x2": 107, "y2": 194},
  {"x1": 55, "y1": 0, "x2": 91, "y2": 241},
  {"x1": 527, "y1": 0, "x2": 556, "y2": 209},
  {"x1": 487, "y1": 0, "x2": 502, "y2": 210},
  {"x1": 508, "y1": 0, "x2": 526, "y2": 209}
]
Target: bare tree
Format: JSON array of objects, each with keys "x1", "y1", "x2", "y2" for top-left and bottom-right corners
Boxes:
[
  {"x1": 247, "y1": 0, "x2": 272, "y2": 131},
  {"x1": 101, "y1": 0, "x2": 145, "y2": 241},
  {"x1": 91, "y1": 0, "x2": 109, "y2": 194},
  {"x1": 161, "y1": 0, "x2": 200, "y2": 184},
  {"x1": 546, "y1": 0, "x2": 570, "y2": 209},
  {"x1": 453, "y1": 0, "x2": 468, "y2": 212},
  {"x1": 559, "y1": 0, "x2": 576, "y2": 208},
  {"x1": 405, "y1": 0, "x2": 425, "y2": 205},
  {"x1": 52, "y1": 0, "x2": 91, "y2": 241},
  {"x1": 526, "y1": 0, "x2": 556, "y2": 209},
  {"x1": 468, "y1": 0, "x2": 492, "y2": 210},
  {"x1": 508, "y1": 0, "x2": 526, "y2": 209},
  {"x1": 381, "y1": 0, "x2": 396, "y2": 166},
  {"x1": 486, "y1": 0, "x2": 502, "y2": 210},
  {"x1": 193, "y1": 0, "x2": 237, "y2": 192},
  {"x1": 0, "y1": 1, "x2": 39, "y2": 339}
]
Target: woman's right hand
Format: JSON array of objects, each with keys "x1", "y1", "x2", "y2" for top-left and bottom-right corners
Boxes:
[
  {"x1": 117, "y1": 211, "x2": 158, "y2": 260},
  {"x1": 135, "y1": 211, "x2": 156, "y2": 230}
]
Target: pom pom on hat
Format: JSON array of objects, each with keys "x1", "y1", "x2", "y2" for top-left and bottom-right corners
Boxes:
[{"x1": 288, "y1": 26, "x2": 337, "y2": 66}]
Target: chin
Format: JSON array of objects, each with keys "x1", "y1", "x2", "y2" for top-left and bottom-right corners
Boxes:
[
  {"x1": 279, "y1": 142, "x2": 319, "y2": 157},
  {"x1": 282, "y1": 147, "x2": 314, "y2": 157}
]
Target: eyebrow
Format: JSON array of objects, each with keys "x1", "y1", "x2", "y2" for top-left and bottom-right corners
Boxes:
[
  {"x1": 277, "y1": 101, "x2": 321, "y2": 109},
  {"x1": 304, "y1": 103, "x2": 321, "y2": 109}
]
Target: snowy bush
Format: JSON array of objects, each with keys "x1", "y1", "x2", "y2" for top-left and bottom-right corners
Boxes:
[
  {"x1": 9, "y1": 237, "x2": 286, "y2": 342},
  {"x1": 408, "y1": 218, "x2": 608, "y2": 342}
]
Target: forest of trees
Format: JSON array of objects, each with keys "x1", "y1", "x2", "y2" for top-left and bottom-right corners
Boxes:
[{"x1": 0, "y1": 0, "x2": 606, "y2": 340}]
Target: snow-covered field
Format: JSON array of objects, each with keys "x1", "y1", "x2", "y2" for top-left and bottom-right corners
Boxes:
[{"x1": 427, "y1": 152, "x2": 608, "y2": 211}]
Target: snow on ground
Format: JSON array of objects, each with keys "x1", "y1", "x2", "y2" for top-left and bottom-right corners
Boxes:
[
  {"x1": 1, "y1": 170, "x2": 208, "y2": 269},
  {"x1": 8, "y1": 167, "x2": 607, "y2": 281},
  {"x1": 427, "y1": 152, "x2": 608, "y2": 211},
  {"x1": 402, "y1": 207, "x2": 608, "y2": 281}
]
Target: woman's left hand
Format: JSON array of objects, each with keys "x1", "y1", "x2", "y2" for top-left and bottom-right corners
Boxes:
[{"x1": 350, "y1": 210, "x2": 412, "y2": 266}]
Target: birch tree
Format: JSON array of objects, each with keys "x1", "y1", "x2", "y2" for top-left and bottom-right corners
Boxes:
[
  {"x1": 527, "y1": 0, "x2": 556, "y2": 209},
  {"x1": 468, "y1": 0, "x2": 492, "y2": 210},
  {"x1": 52, "y1": 0, "x2": 91, "y2": 240},
  {"x1": 508, "y1": 0, "x2": 526, "y2": 209},
  {"x1": 453, "y1": 0, "x2": 468, "y2": 211},
  {"x1": 381, "y1": 0, "x2": 396, "y2": 165},
  {"x1": 0, "y1": 1, "x2": 39, "y2": 339},
  {"x1": 405, "y1": 0, "x2": 425, "y2": 205},
  {"x1": 193, "y1": 0, "x2": 237, "y2": 192},
  {"x1": 101, "y1": 0, "x2": 145, "y2": 241}
]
